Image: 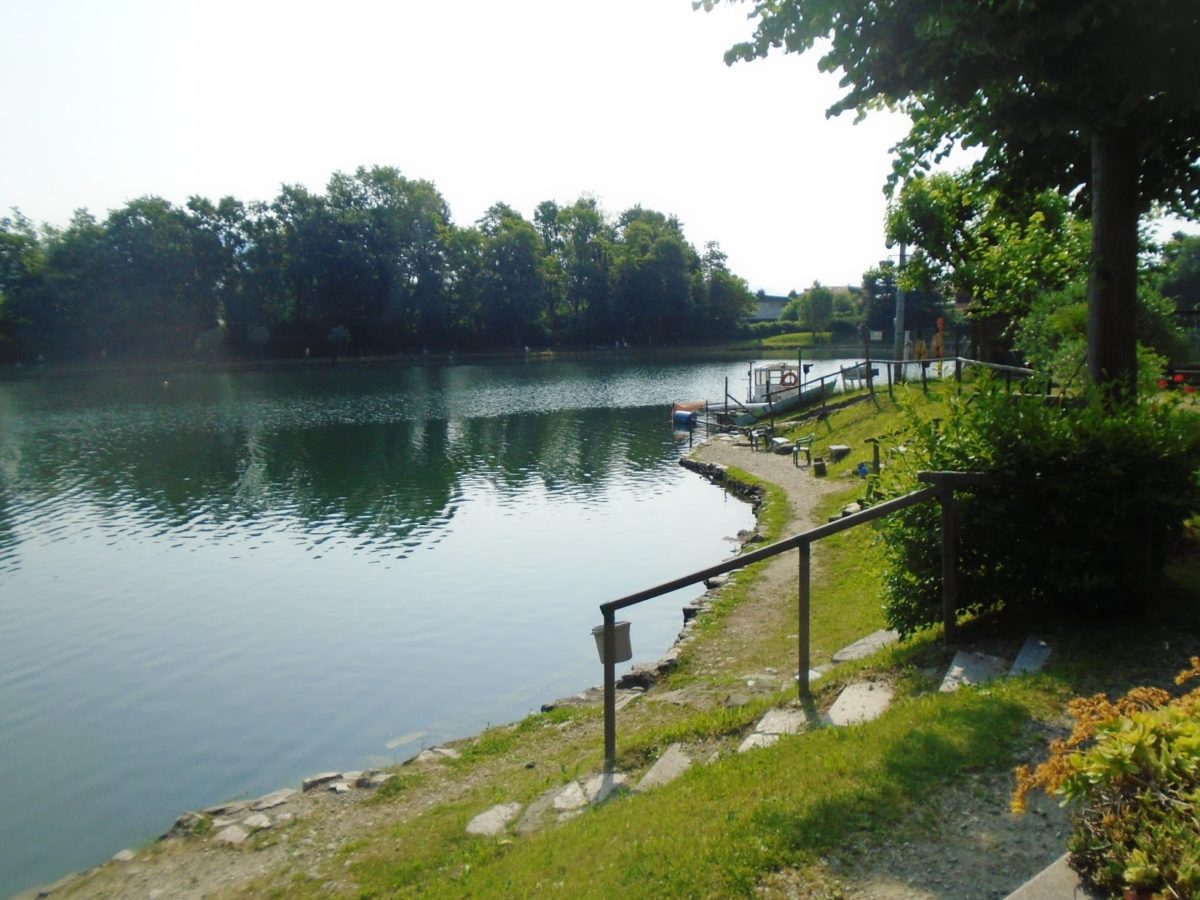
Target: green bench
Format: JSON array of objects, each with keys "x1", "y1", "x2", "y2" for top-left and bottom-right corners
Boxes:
[{"x1": 792, "y1": 432, "x2": 816, "y2": 466}]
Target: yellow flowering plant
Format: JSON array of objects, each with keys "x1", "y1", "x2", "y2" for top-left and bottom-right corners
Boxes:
[{"x1": 1013, "y1": 660, "x2": 1200, "y2": 896}]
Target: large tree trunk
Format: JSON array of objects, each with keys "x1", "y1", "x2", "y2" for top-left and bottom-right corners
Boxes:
[{"x1": 1087, "y1": 127, "x2": 1140, "y2": 396}]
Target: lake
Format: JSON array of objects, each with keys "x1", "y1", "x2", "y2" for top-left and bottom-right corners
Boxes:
[{"x1": 0, "y1": 354, "x2": 851, "y2": 894}]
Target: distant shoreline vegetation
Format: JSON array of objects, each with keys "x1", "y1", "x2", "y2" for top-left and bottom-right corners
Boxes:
[
  {"x1": 0, "y1": 166, "x2": 760, "y2": 366},
  {"x1": 0, "y1": 342, "x2": 884, "y2": 382}
]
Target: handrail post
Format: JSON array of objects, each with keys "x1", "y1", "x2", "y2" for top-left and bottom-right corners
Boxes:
[
  {"x1": 602, "y1": 607, "x2": 617, "y2": 773},
  {"x1": 797, "y1": 541, "x2": 811, "y2": 697},
  {"x1": 938, "y1": 483, "x2": 958, "y2": 645},
  {"x1": 596, "y1": 479, "x2": 959, "y2": 769}
]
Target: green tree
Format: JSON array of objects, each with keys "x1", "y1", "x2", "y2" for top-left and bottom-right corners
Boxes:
[
  {"x1": 325, "y1": 166, "x2": 451, "y2": 348},
  {"x1": 558, "y1": 197, "x2": 615, "y2": 342},
  {"x1": 478, "y1": 204, "x2": 546, "y2": 347},
  {"x1": 612, "y1": 208, "x2": 698, "y2": 343},
  {"x1": 1158, "y1": 232, "x2": 1200, "y2": 314},
  {"x1": 714, "y1": 0, "x2": 1200, "y2": 394},
  {"x1": 698, "y1": 241, "x2": 754, "y2": 334},
  {"x1": 779, "y1": 289, "x2": 802, "y2": 324},
  {"x1": 799, "y1": 281, "x2": 835, "y2": 332},
  {"x1": 439, "y1": 223, "x2": 486, "y2": 345},
  {"x1": 184, "y1": 195, "x2": 253, "y2": 352},
  {"x1": 272, "y1": 183, "x2": 338, "y2": 333},
  {"x1": 36, "y1": 211, "x2": 114, "y2": 360},
  {"x1": 108, "y1": 196, "x2": 225, "y2": 357},
  {"x1": 0, "y1": 211, "x2": 47, "y2": 359},
  {"x1": 886, "y1": 171, "x2": 1090, "y2": 323}
]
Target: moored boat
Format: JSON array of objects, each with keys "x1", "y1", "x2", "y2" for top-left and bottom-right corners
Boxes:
[{"x1": 672, "y1": 362, "x2": 838, "y2": 429}]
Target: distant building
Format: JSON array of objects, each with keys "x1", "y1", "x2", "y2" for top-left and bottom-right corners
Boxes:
[{"x1": 752, "y1": 294, "x2": 790, "y2": 322}]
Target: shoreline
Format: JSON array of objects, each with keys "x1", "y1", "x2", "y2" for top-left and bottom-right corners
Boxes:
[{"x1": 0, "y1": 342, "x2": 871, "y2": 381}]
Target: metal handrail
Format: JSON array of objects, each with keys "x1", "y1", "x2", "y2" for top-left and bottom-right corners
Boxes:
[{"x1": 597, "y1": 470, "x2": 989, "y2": 772}]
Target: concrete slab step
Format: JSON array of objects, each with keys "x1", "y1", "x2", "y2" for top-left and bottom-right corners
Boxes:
[
  {"x1": 823, "y1": 682, "x2": 894, "y2": 726},
  {"x1": 738, "y1": 706, "x2": 810, "y2": 752},
  {"x1": 939, "y1": 650, "x2": 1009, "y2": 692},
  {"x1": 1010, "y1": 635, "x2": 1052, "y2": 677},
  {"x1": 832, "y1": 629, "x2": 900, "y2": 663},
  {"x1": 1003, "y1": 853, "x2": 1103, "y2": 899},
  {"x1": 636, "y1": 744, "x2": 692, "y2": 791}
]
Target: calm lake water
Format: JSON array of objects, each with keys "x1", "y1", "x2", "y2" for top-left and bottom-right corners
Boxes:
[{"x1": 0, "y1": 355, "x2": 851, "y2": 894}]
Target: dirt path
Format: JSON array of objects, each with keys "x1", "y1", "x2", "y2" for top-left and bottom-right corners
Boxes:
[
  {"x1": 689, "y1": 437, "x2": 1069, "y2": 900},
  {"x1": 681, "y1": 433, "x2": 846, "y2": 685}
]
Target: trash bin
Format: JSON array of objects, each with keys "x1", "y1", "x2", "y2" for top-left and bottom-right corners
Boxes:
[{"x1": 591, "y1": 621, "x2": 632, "y2": 664}]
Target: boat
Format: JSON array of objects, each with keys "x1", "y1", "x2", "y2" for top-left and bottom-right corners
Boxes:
[
  {"x1": 672, "y1": 362, "x2": 837, "y2": 430},
  {"x1": 737, "y1": 362, "x2": 837, "y2": 422}
]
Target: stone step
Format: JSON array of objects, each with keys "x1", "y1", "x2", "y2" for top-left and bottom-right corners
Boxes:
[
  {"x1": 738, "y1": 706, "x2": 809, "y2": 752},
  {"x1": 1003, "y1": 853, "x2": 1103, "y2": 899},
  {"x1": 636, "y1": 743, "x2": 692, "y2": 791},
  {"x1": 823, "y1": 682, "x2": 894, "y2": 726},
  {"x1": 939, "y1": 651, "x2": 1009, "y2": 692},
  {"x1": 832, "y1": 629, "x2": 899, "y2": 663},
  {"x1": 1009, "y1": 635, "x2": 1052, "y2": 677}
]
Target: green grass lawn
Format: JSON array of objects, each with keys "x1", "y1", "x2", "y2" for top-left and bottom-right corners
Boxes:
[{"x1": 759, "y1": 331, "x2": 831, "y2": 349}]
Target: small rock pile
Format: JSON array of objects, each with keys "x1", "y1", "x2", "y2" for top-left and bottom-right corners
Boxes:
[{"x1": 164, "y1": 769, "x2": 399, "y2": 848}]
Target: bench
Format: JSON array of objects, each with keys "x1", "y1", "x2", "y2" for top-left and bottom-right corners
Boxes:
[
  {"x1": 792, "y1": 432, "x2": 816, "y2": 467},
  {"x1": 749, "y1": 426, "x2": 774, "y2": 451}
]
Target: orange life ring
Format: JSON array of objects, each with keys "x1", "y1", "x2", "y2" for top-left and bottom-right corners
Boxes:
[{"x1": 781, "y1": 371, "x2": 799, "y2": 387}]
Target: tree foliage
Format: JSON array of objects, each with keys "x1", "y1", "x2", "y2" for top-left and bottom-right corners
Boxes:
[
  {"x1": 1157, "y1": 232, "x2": 1200, "y2": 314},
  {"x1": 711, "y1": 0, "x2": 1200, "y2": 391},
  {"x1": 886, "y1": 171, "x2": 1091, "y2": 322},
  {"x1": 0, "y1": 168, "x2": 752, "y2": 363}
]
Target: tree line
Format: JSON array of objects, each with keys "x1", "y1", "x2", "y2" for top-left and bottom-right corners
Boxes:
[{"x1": 0, "y1": 165, "x2": 756, "y2": 363}]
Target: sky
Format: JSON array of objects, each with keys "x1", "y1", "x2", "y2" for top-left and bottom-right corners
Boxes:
[{"x1": 4, "y1": 1, "x2": 922, "y2": 294}]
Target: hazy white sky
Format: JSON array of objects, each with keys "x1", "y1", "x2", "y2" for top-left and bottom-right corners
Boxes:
[{"x1": 1, "y1": 0, "x2": 919, "y2": 294}]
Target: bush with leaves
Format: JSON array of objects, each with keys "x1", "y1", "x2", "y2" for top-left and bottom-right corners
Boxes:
[
  {"x1": 874, "y1": 380, "x2": 1200, "y2": 636},
  {"x1": 1012, "y1": 660, "x2": 1200, "y2": 896},
  {"x1": 1013, "y1": 280, "x2": 1185, "y2": 396}
]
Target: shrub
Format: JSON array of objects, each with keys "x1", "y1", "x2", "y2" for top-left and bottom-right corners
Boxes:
[
  {"x1": 1013, "y1": 660, "x2": 1200, "y2": 896},
  {"x1": 874, "y1": 379, "x2": 1200, "y2": 635}
]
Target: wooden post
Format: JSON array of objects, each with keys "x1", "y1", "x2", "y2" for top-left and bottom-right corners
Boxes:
[
  {"x1": 866, "y1": 437, "x2": 881, "y2": 474},
  {"x1": 798, "y1": 542, "x2": 811, "y2": 697}
]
